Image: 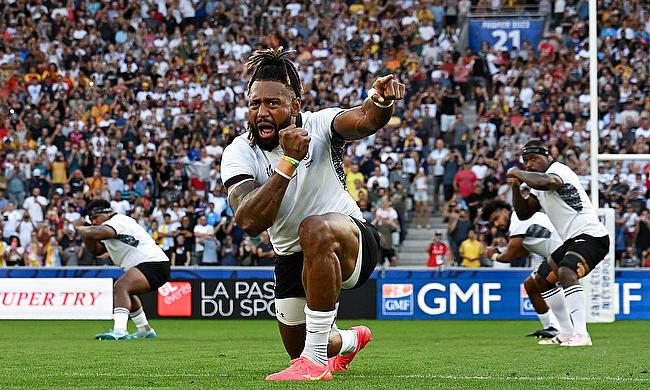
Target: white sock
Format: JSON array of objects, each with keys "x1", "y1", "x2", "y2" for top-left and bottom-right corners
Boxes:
[
  {"x1": 337, "y1": 328, "x2": 358, "y2": 355},
  {"x1": 537, "y1": 311, "x2": 552, "y2": 329},
  {"x1": 564, "y1": 284, "x2": 588, "y2": 336},
  {"x1": 541, "y1": 287, "x2": 574, "y2": 337},
  {"x1": 113, "y1": 307, "x2": 129, "y2": 333},
  {"x1": 130, "y1": 307, "x2": 150, "y2": 332},
  {"x1": 548, "y1": 310, "x2": 559, "y2": 329},
  {"x1": 301, "y1": 306, "x2": 336, "y2": 366}
]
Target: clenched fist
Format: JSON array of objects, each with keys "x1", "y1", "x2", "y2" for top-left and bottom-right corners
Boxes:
[{"x1": 279, "y1": 124, "x2": 310, "y2": 161}]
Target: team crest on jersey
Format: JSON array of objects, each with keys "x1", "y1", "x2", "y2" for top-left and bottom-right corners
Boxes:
[
  {"x1": 265, "y1": 164, "x2": 273, "y2": 178},
  {"x1": 115, "y1": 234, "x2": 139, "y2": 247}
]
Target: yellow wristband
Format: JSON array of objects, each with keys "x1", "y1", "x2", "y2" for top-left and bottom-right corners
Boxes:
[
  {"x1": 491, "y1": 253, "x2": 499, "y2": 262},
  {"x1": 282, "y1": 155, "x2": 300, "y2": 167}
]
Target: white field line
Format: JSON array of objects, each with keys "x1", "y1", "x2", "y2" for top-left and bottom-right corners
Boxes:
[{"x1": 25, "y1": 372, "x2": 649, "y2": 383}]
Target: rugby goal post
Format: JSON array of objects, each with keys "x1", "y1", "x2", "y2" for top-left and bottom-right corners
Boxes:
[{"x1": 584, "y1": 0, "x2": 650, "y2": 322}]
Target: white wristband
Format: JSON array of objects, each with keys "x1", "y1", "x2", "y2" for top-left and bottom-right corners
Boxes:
[
  {"x1": 367, "y1": 88, "x2": 394, "y2": 109},
  {"x1": 274, "y1": 167, "x2": 293, "y2": 180}
]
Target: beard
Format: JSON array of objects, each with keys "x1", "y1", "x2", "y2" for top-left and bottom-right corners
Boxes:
[{"x1": 248, "y1": 116, "x2": 292, "y2": 151}]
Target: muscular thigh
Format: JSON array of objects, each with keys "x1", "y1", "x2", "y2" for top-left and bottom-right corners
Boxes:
[{"x1": 299, "y1": 213, "x2": 360, "y2": 282}]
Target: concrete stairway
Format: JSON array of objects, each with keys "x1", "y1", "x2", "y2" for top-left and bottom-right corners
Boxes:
[
  {"x1": 395, "y1": 101, "x2": 478, "y2": 266},
  {"x1": 397, "y1": 217, "x2": 446, "y2": 266}
]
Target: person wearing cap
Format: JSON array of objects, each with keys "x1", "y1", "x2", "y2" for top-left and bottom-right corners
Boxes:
[
  {"x1": 28, "y1": 168, "x2": 50, "y2": 197},
  {"x1": 508, "y1": 139, "x2": 610, "y2": 347},
  {"x1": 75, "y1": 199, "x2": 170, "y2": 341}
]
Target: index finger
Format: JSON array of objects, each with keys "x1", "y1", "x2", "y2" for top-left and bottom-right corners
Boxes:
[{"x1": 375, "y1": 74, "x2": 395, "y2": 86}]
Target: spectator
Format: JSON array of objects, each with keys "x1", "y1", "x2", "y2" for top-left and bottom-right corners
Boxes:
[
  {"x1": 256, "y1": 231, "x2": 275, "y2": 266},
  {"x1": 428, "y1": 138, "x2": 449, "y2": 212},
  {"x1": 459, "y1": 229, "x2": 482, "y2": 268},
  {"x1": 238, "y1": 235, "x2": 256, "y2": 266},
  {"x1": 448, "y1": 207, "x2": 472, "y2": 265},
  {"x1": 373, "y1": 196, "x2": 400, "y2": 266},
  {"x1": 635, "y1": 209, "x2": 650, "y2": 259},
  {"x1": 220, "y1": 235, "x2": 237, "y2": 266},
  {"x1": 171, "y1": 234, "x2": 191, "y2": 267},
  {"x1": 427, "y1": 231, "x2": 450, "y2": 267},
  {"x1": 413, "y1": 168, "x2": 430, "y2": 229},
  {"x1": 193, "y1": 215, "x2": 213, "y2": 263},
  {"x1": 454, "y1": 161, "x2": 478, "y2": 199}
]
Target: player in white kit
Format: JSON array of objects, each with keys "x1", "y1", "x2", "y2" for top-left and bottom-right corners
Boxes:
[
  {"x1": 75, "y1": 199, "x2": 170, "y2": 340},
  {"x1": 221, "y1": 48, "x2": 405, "y2": 380},
  {"x1": 508, "y1": 140, "x2": 610, "y2": 346},
  {"x1": 481, "y1": 199, "x2": 577, "y2": 340}
]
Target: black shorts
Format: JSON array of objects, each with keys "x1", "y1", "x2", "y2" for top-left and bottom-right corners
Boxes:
[
  {"x1": 274, "y1": 217, "x2": 381, "y2": 299},
  {"x1": 135, "y1": 261, "x2": 171, "y2": 291},
  {"x1": 535, "y1": 260, "x2": 558, "y2": 284},
  {"x1": 550, "y1": 234, "x2": 610, "y2": 275}
]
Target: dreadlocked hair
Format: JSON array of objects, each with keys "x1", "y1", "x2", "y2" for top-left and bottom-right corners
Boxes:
[{"x1": 246, "y1": 47, "x2": 303, "y2": 98}]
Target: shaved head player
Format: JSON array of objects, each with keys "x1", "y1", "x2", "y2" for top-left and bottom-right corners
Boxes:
[{"x1": 221, "y1": 48, "x2": 405, "y2": 380}]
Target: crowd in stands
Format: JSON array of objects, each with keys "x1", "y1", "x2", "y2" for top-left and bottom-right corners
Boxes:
[{"x1": 0, "y1": 0, "x2": 649, "y2": 268}]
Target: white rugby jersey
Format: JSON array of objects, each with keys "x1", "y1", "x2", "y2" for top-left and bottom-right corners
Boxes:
[
  {"x1": 221, "y1": 108, "x2": 363, "y2": 255},
  {"x1": 530, "y1": 162, "x2": 608, "y2": 241},
  {"x1": 102, "y1": 214, "x2": 169, "y2": 270},
  {"x1": 510, "y1": 211, "x2": 562, "y2": 258}
]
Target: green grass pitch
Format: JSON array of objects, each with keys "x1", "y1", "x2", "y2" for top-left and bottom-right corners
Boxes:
[{"x1": 0, "y1": 320, "x2": 648, "y2": 389}]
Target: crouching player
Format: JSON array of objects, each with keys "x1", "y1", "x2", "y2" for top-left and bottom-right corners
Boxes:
[
  {"x1": 482, "y1": 199, "x2": 573, "y2": 339},
  {"x1": 75, "y1": 199, "x2": 170, "y2": 340}
]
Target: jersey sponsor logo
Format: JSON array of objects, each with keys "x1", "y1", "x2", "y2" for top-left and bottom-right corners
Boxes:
[
  {"x1": 382, "y1": 283, "x2": 414, "y2": 315},
  {"x1": 157, "y1": 282, "x2": 192, "y2": 317},
  {"x1": 525, "y1": 224, "x2": 552, "y2": 239},
  {"x1": 115, "y1": 234, "x2": 139, "y2": 247},
  {"x1": 557, "y1": 183, "x2": 583, "y2": 212},
  {"x1": 520, "y1": 284, "x2": 536, "y2": 315}
]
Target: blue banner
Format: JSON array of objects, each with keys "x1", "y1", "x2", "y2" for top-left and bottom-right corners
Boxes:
[
  {"x1": 468, "y1": 18, "x2": 545, "y2": 53},
  {"x1": 2, "y1": 268, "x2": 649, "y2": 320},
  {"x1": 377, "y1": 270, "x2": 649, "y2": 320}
]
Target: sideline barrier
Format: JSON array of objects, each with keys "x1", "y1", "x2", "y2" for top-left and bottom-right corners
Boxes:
[{"x1": 1, "y1": 268, "x2": 647, "y2": 320}]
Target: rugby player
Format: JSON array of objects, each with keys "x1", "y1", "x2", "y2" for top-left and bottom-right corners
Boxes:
[
  {"x1": 508, "y1": 140, "x2": 610, "y2": 346},
  {"x1": 221, "y1": 48, "x2": 405, "y2": 380},
  {"x1": 481, "y1": 199, "x2": 570, "y2": 339},
  {"x1": 76, "y1": 199, "x2": 170, "y2": 340}
]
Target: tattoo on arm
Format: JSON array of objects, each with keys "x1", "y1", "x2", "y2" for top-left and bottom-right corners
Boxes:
[
  {"x1": 228, "y1": 175, "x2": 291, "y2": 237},
  {"x1": 516, "y1": 171, "x2": 563, "y2": 191}
]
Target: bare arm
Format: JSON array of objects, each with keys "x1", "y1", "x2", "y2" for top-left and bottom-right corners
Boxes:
[
  {"x1": 228, "y1": 178, "x2": 291, "y2": 237},
  {"x1": 509, "y1": 169, "x2": 563, "y2": 191},
  {"x1": 507, "y1": 175, "x2": 542, "y2": 220},
  {"x1": 511, "y1": 185, "x2": 541, "y2": 221},
  {"x1": 485, "y1": 237, "x2": 530, "y2": 263},
  {"x1": 333, "y1": 75, "x2": 406, "y2": 141}
]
